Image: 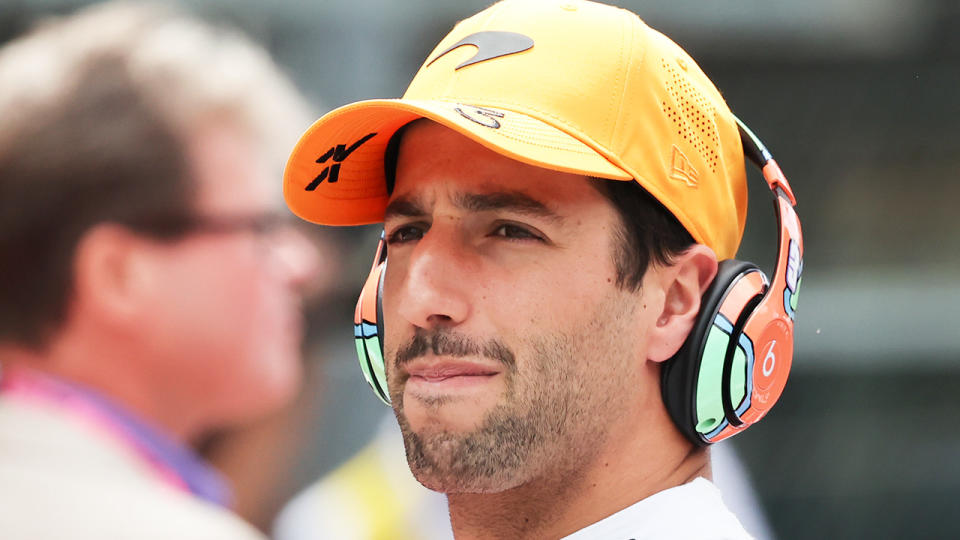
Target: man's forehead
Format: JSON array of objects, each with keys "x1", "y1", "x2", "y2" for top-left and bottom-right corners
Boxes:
[
  {"x1": 384, "y1": 186, "x2": 561, "y2": 222},
  {"x1": 393, "y1": 119, "x2": 535, "y2": 181},
  {"x1": 389, "y1": 120, "x2": 607, "y2": 219}
]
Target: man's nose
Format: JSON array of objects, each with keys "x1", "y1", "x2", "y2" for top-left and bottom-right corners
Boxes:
[{"x1": 392, "y1": 226, "x2": 472, "y2": 331}]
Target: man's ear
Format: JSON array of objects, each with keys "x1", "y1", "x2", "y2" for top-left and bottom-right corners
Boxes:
[
  {"x1": 72, "y1": 224, "x2": 150, "y2": 323},
  {"x1": 647, "y1": 244, "x2": 718, "y2": 362}
]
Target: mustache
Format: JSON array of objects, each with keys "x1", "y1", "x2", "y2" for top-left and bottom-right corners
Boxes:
[{"x1": 395, "y1": 328, "x2": 516, "y2": 369}]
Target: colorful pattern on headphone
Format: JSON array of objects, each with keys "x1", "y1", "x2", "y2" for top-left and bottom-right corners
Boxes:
[
  {"x1": 661, "y1": 118, "x2": 804, "y2": 445},
  {"x1": 354, "y1": 232, "x2": 390, "y2": 405},
  {"x1": 695, "y1": 312, "x2": 755, "y2": 439},
  {"x1": 353, "y1": 118, "x2": 804, "y2": 446}
]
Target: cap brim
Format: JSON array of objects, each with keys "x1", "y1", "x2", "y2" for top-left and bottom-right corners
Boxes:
[{"x1": 284, "y1": 99, "x2": 632, "y2": 226}]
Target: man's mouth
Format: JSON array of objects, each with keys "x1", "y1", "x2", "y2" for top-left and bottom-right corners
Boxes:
[{"x1": 403, "y1": 360, "x2": 501, "y2": 392}]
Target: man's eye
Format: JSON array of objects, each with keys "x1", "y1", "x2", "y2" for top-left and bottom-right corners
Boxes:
[
  {"x1": 491, "y1": 224, "x2": 541, "y2": 240},
  {"x1": 386, "y1": 225, "x2": 425, "y2": 244}
]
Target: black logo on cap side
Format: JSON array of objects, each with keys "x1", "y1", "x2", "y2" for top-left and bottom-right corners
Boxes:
[
  {"x1": 305, "y1": 132, "x2": 377, "y2": 191},
  {"x1": 427, "y1": 31, "x2": 534, "y2": 70}
]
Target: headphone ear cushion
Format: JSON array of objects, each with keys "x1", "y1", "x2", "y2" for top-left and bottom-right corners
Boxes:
[
  {"x1": 661, "y1": 259, "x2": 762, "y2": 446},
  {"x1": 354, "y1": 261, "x2": 390, "y2": 404}
]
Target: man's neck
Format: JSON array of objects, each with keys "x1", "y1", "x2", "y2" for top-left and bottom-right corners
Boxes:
[
  {"x1": 0, "y1": 332, "x2": 202, "y2": 442},
  {"x1": 445, "y1": 417, "x2": 709, "y2": 539}
]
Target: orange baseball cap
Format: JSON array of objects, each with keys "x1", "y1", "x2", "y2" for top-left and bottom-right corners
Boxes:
[{"x1": 284, "y1": 0, "x2": 747, "y2": 259}]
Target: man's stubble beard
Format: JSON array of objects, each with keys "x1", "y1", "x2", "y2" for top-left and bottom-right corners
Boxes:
[{"x1": 389, "y1": 292, "x2": 637, "y2": 495}]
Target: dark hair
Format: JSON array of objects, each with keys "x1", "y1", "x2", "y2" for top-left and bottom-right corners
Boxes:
[
  {"x1": 0, "y1": 57, "x2": 193, "y2": 348},
  {"x1": 591, "y1": 178, "x2": 695, "y2": 291}
]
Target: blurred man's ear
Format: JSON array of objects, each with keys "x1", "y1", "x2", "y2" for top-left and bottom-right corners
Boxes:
[
  {"x1": 71, "y1": 224, "x2": 150, "y2": 323},
  {"x1": 646, "y1": 244, "x2": 718, "y2": 363}
]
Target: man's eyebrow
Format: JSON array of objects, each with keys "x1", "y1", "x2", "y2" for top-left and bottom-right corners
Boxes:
[
  {"x1": 384, "y1": 196, "x2": 427, "y2": 220},
  {"x1": 454, "y1": 190, "x2": 561, "y2": 221},
  {"x1": 384, "y1": 190, "x2": 562, "y2": 222}
]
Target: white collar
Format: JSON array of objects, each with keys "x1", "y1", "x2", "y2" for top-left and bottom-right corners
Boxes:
[{"x1": 561, "y1": 478, "x2": 753, "y2": 540}]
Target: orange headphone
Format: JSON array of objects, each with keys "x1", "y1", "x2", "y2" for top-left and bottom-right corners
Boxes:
[
  {"x1": 353, "y1": 117, "x2": 803, "y2": 445},
  {"x1": 660, "y1": 119, "x2": 803, "y2": 445}
]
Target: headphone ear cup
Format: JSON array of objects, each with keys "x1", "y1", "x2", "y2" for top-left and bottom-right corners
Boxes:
[
  {"x1": 661, "y1": 259, "x2": 763, "y2": 446},
  {"x1": 354, "y1": 261, "x2": 390, "y2": 404}
]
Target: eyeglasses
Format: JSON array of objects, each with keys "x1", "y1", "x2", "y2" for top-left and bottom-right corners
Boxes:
[{"x1": 126, "y1": 212, "x2": 294, "y2": 241}]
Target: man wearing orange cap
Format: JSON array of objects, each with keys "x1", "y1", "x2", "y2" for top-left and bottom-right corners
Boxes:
[{"x1": 283, "y1": 0, "x2": 798, "y2": 538}]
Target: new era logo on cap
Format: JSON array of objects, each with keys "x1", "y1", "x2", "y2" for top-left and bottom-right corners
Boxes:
[{"x1": 670, "y1": 145, "x2": 699, "y2": 187}]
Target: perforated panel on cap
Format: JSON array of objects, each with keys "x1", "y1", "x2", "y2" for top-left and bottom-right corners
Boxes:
[{"x1": 659, "y1": 58, "x2": 721, "y2": 174}]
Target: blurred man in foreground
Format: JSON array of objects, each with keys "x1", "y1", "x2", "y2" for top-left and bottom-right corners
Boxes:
[{"x1": 0, "y1": 3, "x2": 318, "y2": 537}]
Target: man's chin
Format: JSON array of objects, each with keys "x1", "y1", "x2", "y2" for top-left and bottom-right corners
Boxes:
[
  {"x1": 399, "y1": 386, "x2": 503, "y2": 435},
  {"x1": 397, "y1": 417, "x2": 531, "y2": 495},
  {"x1": 412, "y1": 470, "x2": 522, "y2": 495},
  {"x1": 405, "y1": 441, "x2": 527, "y2": 495}
]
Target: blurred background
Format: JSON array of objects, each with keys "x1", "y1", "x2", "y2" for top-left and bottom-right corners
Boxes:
[{"x1": 2, "y1": 0, "x2": 957, "y2": 538}]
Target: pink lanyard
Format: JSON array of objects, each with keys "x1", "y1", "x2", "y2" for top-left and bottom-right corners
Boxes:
[{"x1": 0, "y1": 365, "x2": 190, "y2": 494}]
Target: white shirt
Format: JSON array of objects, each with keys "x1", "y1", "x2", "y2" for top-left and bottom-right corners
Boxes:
[
  {"x1": 562, "y1": 478, "x2": 754, "y2": 540},
  {"x1": 276, "y1": 413, "x2": 767, "y2": 540},
  {"x1": 0, "y1": 392, "x2": 264, "y2": 540}
]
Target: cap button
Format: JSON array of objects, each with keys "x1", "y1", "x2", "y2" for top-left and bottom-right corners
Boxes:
[
  {"x1": 677, "y1": 57, "x2": 688, "y2": 71},
  {"x1": 561, "y1": 2, "x2": 578, "y2": 11}
]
